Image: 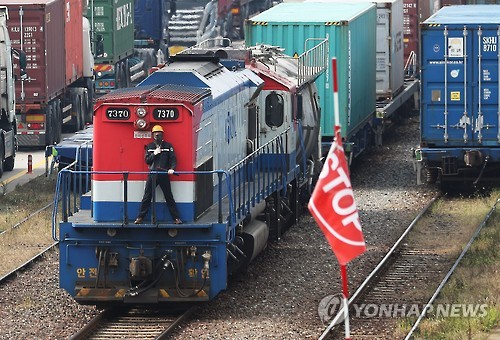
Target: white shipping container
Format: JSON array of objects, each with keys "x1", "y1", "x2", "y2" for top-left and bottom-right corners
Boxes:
[{"x1": 306, "y1": 0, "x2": 405, "y2": 98}]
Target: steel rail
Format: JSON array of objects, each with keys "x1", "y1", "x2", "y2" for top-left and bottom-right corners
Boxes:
[
  {"x1": 319, "y1": 193, "x2": 441, "y2": 339},
  {"x1": 0, "y1": 202, "x2": 53, "y2": 236},
  {"x1": 70, "y1": 307, "x2": 198, "y2": 340},
  {"x1": 405, "y1": 198, "x2": 499, "y2": 339},
  {"x1": 0, "y1": 242, "x2": 58, "y2": 283}
]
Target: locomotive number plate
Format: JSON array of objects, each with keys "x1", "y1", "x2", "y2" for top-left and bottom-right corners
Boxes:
[
  {"x1": 153, "y1": 107, "x2": 179, "y2": 120},
  {"x1": 106, "y1": 107, "x2": 130, "y2": 120},
  {"x1": 134, "y1": 131, "x2": 151, "y2": 139}
]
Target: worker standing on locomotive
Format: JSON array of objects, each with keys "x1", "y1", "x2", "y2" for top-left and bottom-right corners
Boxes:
[{"x1": 135, "y1": 125, "x2": 182, "y2": 224}]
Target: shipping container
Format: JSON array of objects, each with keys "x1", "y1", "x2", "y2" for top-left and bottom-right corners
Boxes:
[
  {"x1": 4, "y1": 0, "x2": 94, "y2": 147},
  {"x1": 89, "y1": 0, "x2": 134, "y2": 64},
  {"x1": 65, "y1": 0, "x2": 84, "y2": 84},
  {"x1": 7, "y1": 0, "x2": 65, "y2": 103},
  {"x1": 305, "y1": 0, "x2": 404, "y2": 98},
  {"x1": 419, "y1": 5, "x2": 500, "y2": 184},
  {"x1": 245, "y1": 2, "x2": 377, "y2": 155},
  {"x1": 403, "y1": 0, "x2": 419, "y2": 67}
]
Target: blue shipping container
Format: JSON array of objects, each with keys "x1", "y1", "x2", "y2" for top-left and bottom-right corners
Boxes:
[
  {"x1": 134, "y1": 0, "x2": 168, "y2": 42},
  {"x1": 420, "y1": 5, "x2": 500, "y2": 183}
]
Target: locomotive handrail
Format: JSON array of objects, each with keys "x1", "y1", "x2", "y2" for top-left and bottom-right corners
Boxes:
[
  {"x1": 297, "y1": 36, "x2": 329, "y2": 88},
  {"x1": 52, "y1": 129, "x2": 291, "y2": 243}
]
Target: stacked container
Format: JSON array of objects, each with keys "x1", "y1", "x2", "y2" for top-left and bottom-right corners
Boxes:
[{"x1": 245, "y1": 2, "x2": 377, "y2": 148}]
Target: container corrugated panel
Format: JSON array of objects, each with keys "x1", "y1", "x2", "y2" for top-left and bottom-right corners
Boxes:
[
  {"x1": 245, "y1": 2, "x2": 377, "y2": 140},
  {"x1": 6, "y1": 0, "x2": 65, "y2": 104},
  {"x1": 134, "y1": 0, "x2": 163, "y2": 41},
  {"x1": 65, "y1": 0, "x2": 83, "y2": 84},
  {"x1": 421, "y1": 5, "x2": 500, "y2": 148},
  {"x1": 305, "y1": 0, "x2": 404, "y2": 98},
  {"x1": 373, "y1": 0, "x2": 404, "y2": 97},
  {"x1": 403, "y1": 0, "x2": 418, "y2": 69},
  {"x1": 88, "y1": 0, "x2": 134, "y2": 64}
]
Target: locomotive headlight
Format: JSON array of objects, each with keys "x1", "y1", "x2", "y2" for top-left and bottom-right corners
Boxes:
[
  {"x1": 135, "y1": 118, "x2": 147, "y2": 129},
  {"x1": 107, "y1": 228, "x2": 117, "y2": 237},
  {"x1": 168, "y1": 228, "x2": 178, "y2": 238},
  {"x1": 136, "y1": 107, "x2": 147, "y2": 118}
]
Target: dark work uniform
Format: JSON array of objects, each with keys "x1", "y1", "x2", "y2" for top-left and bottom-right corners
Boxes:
[{"x1": 137, "y1": 140, "x2": 181, "y2": 221}]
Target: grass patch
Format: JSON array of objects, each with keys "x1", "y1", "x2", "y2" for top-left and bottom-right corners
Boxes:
[
  {"x1": 404, "y1": 192, "x2": 500, "y2": 339},
  {"x1": 0, "y1": 176, "x2": 56, "y2": 233},
  {"x1": 0, "y1": 175, "x2": 58, "y2": 277}
]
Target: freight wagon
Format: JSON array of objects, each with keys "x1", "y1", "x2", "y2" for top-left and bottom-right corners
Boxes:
[
  {"x1": 416, "y1": 5, "x2": 500, "y2": 187},
  {"x1": 6, "y1": 0, "x2": 94, "y2": 147}
]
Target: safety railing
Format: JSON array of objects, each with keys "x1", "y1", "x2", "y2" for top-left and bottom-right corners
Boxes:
[
  {"x1": 405, "y1": 50, "x2": 417, "y2": 79},
  {"x1": 297, "y1": 37, "x2": 329, "y2": 87},
  {"x1": 52, "y1": 129, "x2": 292, "y2": 243}
]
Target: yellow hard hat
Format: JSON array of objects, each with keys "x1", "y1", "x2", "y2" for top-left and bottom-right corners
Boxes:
[{"x1": 152, "y1": 125, "x2": 164, "y2": 133}]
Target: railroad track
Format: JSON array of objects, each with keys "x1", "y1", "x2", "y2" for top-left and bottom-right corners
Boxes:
[
  {"x1": 321, "y1": 195, "x2": 498, "y2": 339},
  {"x1": 0, "y1": 201, "x2": 57, "y2": 283},
  {"x1": 70, "y1": 306, "x2": 197, "y2": 339}
]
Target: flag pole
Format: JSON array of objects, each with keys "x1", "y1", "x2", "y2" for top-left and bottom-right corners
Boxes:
[
  {"x1": 332, "y1": 57, "x2": 340, "y2": 127},
  {"x1": 341, "y1": 264, "x2": 351, "y2": 340},
  {"x1": 314, "y1": 56, "x2": 365, "y2": 339},
  {"x1": 334, "y1": 57, "x2": 351, "y2": 340}
]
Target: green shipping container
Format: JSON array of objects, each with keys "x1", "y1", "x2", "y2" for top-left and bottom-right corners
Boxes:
[
  {"x1": 88, "y1": 0, "x2": 134, "y2": 64},
  {"x1": 245, "y1": 2, "x2": 377, "y2": 151}
]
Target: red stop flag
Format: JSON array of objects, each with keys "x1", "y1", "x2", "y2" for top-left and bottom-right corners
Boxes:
[{"x1": 308, "y1": 126, "x2": 366, "y2": 265}]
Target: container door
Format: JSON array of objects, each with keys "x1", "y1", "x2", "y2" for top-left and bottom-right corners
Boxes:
[
  {"x1": 421, "y1": 25, "x2": 473, "y2": 146},
  {"x1": 422, "y1": 24, "x2": 500, "y2": 147},
  {"x1": 473, "y1": 26, "x2": 499, "y2": 146}
]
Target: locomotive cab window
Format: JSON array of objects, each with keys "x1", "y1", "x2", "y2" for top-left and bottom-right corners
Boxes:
[{"x1": 265, "y1": 92, "x2": 284, "y2": 128}]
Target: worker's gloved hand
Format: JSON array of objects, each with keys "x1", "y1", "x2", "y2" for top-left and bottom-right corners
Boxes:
[
  {"x1": 154, "y1": 147, "x2": 161, "y2": 155},
  {"x1": 167, "y1": 169, "x2": 174, "y2": 175}
]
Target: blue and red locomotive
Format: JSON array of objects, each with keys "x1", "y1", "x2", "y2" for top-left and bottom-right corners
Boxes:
[{"x1": 52, "y1": 38, "x2": 328, "y2": 305}]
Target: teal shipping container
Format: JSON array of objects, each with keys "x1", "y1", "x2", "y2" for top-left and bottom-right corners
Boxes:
[
  {"x1": 245, "y1": 2, "x2": 377, "y2": 154},
  {"x1": 87, "y1": 0, "x2": 135, "y2": 64}
]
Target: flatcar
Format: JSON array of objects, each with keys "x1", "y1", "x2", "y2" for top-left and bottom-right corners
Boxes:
[{"x1": 52, "y1": 38, "x2": 328, "y2": 305}]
